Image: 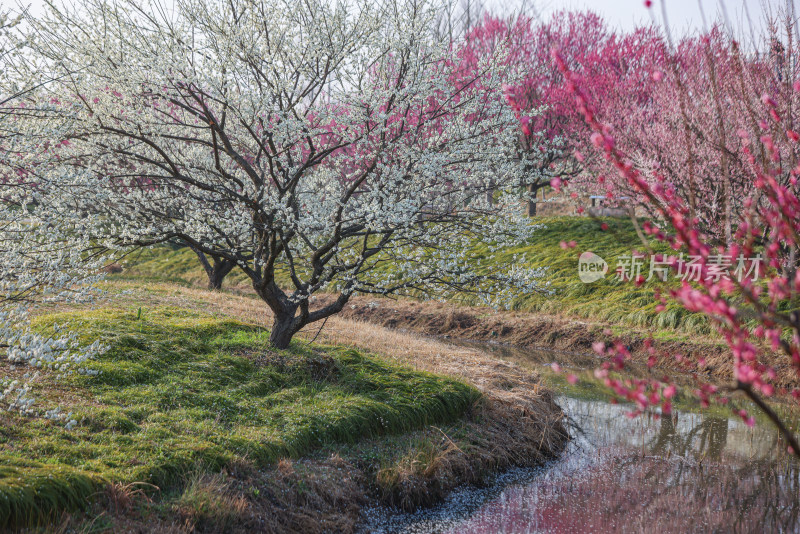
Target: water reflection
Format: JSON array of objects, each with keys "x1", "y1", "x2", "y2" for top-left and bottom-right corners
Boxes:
[{"x1": 363, "y1": 343, "x2": 800, "y2": 533}]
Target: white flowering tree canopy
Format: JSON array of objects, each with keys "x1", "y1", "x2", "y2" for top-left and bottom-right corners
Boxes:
[
  {"x1": 0, "y1": 10, "x2": 105, "y2": 421},
  {"x1": 24, "y1": 0, "x2": 549, "y2": 348}
]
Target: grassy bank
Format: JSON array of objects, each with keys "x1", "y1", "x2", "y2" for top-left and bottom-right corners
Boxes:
[
  {"x1": 475, "y1": 216, "x2": 708, "y2": 334},
  {"x1": 2, "y1": 307, "x2": 476, "y2": 527},
  {"x1": 3, "y1": 297, "x2": 566, "y2": 531}
]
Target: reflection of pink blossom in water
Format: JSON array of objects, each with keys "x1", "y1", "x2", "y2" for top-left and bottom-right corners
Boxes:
[
  {"x1": 442, "y1": 480, "x2": 611, "y2": 533},
  {"x1": 443, "y1": 447, "x2": 798, "y2": 533}
]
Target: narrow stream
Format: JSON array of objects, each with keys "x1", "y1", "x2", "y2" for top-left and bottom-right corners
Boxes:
[{"x1": 362, "y1": 342, "x2": 800, "y2": 533}]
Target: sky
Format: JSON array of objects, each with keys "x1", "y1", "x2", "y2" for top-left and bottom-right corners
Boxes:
[
  {"x1": 538, "y1": 0, "x2": 768, "y2": 31},
  {"x1": 494, "y1": 0, "x2": 778, "y2": 44},
  {"x1": 11, "y1": 0, "x2": 784, "y2": 41}
]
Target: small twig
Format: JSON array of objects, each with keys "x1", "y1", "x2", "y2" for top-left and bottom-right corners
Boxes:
[
  {"x1": 433, "y1": 426, "x2": 463, "y2": 453},
  {"x1": 738, "y1": 381, "x2": 800, "y2": 459},
  {"x1": 304, "y1": 316, "x2": 330, "y2": 346}
]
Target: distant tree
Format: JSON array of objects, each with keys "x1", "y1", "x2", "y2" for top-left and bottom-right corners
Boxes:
[
  {"x1": 25, "y1": 0, "x2": 548, "y2": 348},
  {"x1": 190, "y1": 245, "x2": 237, "y2": 291},
  {"x1": 460, "y1": 12, "x2": 613, "y2": 216}
]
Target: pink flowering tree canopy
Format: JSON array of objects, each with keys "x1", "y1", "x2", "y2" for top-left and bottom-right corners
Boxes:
[{"x1": 542, "y1": 7, "x2": 800, "y2": 455}]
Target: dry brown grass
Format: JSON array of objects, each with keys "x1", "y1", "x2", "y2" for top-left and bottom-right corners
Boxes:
[
  {"x1": 369, "y1": 394, "x2": 566, "y2": 512},
  {"x1": 173, "y1": 473, "x2": 250, "y2": 533},
  {"x1": 251, "y1": 455, "x2": 367, "y2": 533},
  {"x1": 102, "y1": 482, "x2": 158, "y2": 515},
  {"x1": 36, "y1": 455, "x2": 367, "y2": 534}
]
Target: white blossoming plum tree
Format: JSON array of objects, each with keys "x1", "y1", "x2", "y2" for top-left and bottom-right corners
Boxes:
[
  {"x1": 25, "y1": 0, "x2": 548, "y2": 348},
  {"x1": 0, "y1": 10, "x2": 104, "y2": 421}
]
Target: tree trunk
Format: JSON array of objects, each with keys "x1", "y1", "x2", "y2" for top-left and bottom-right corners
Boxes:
[
  {"x1": 191, "y1": 246, "x2": 236, "y2": 290},
  {"x1": 723, "y1": 174, "x2": 733, "y2": 245},
  {"x1": 254, "y1": 280, "x2": 351, "y2": 350},
  {"x1": 207, "y1": 264, "x2": 230, "y2": 290},
  {"x1": 526, "y1": 184, "x2": 537, "y2": 217},
  {"x1": 269, "y1": 313, "x2": 299, "y2": 349},
  {"x1": 206, "y1": 258, "x2": 235, "y2": 290}
]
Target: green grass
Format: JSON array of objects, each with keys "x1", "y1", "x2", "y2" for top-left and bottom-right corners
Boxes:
[
  {"x1": 116, "y1": 245, "x2": 251, "y2": 288},
  {"x1": 474, "y1": 216, "x2": 713, "y2": 335},
  {"x1": 0, "y1": 307, "x2": 479, "y2": 527}
]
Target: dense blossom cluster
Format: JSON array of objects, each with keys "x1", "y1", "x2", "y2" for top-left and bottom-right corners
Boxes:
[
  {"x1": 470, "y1": 11, "x2": 778, "y2": 242},
  {"x1": 459, "y1": 13, "x2": 601, "y2": 215},
  {"x1": 0, "y1": 11, "x2": 105, "y2": 423}
]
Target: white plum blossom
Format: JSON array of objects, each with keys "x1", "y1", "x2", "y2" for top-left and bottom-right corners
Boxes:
[
  {"x1": 0, "y1": 10, "x2": 105, "y2": 423},
  {"x1": 22, "y1": 0, "x2": 552, "y2": 348}
]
